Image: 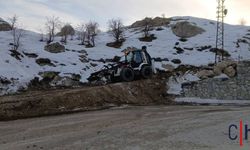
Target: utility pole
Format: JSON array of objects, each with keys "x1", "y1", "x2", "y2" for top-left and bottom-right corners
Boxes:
[{"x1": 215, "y1": 0, "x2": 227, "y2": 63}]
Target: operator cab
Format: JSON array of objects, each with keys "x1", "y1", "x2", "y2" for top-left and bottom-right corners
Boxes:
[{"x1": 122, "y1": 48, "x2": 150, "y2": 68}]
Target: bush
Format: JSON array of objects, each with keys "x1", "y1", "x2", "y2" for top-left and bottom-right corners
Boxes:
[
  {"x1": 139, "y1": 34, "x2": 157, "y2": 42},
  {"x1": 156, "y1": 27, "x2": 164, "y2": 31},
  {"x1": 39, "y1": 71, "x2": 60, "y2": 79},
  {"x1": 36, "y1": 58, "x2": 55, "y2": 66},
  {"x1": 179, "y1": 38, "x2": 188, "y2": 42},
  {"x1": 210, "y1": 48, "x2": 231, "y2": 57},
  {"x1": 106, "y1": 38, "x2": 125, "y2": 48}
]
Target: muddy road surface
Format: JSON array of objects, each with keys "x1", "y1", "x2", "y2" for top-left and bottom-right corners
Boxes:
[{"x1": 0, "y1": 105, "x2": 249, "y2": 150}]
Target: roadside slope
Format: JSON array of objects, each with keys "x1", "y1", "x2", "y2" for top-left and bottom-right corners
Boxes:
[{"x1": 0, "y1": 78, "x2": 172, "y2": 120}]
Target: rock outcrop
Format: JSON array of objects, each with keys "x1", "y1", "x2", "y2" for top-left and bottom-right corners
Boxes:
[
  {"x1": 131, "y1": 17, "x2": 171, "y2": 28},
  {"x1": 171, "y1": 21, "x2": 205, "y2": 38},
  {"x1": 0, "y1": 18, "x2": 11, "y2": 31},
  {"x1": 44, "y1": 42, "x2": 65, "y2": 53}
]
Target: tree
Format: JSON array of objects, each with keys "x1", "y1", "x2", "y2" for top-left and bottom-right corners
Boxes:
[
  {"x1": 38, "y1": 28, "x2": 45, "y2": 42},
  {"x1": 142, "y1": 17, "x2": 153, "y2": 38},
  {"x1": 45, "y1": 16, "x2": 61, "y2": 44},
  {"x1": 8, "y1": 15, "x2": 25, "y2": 51},
  {"x1": 8, "y1": 14, "x2": 18, "y2": 30},
  {"x1": 85, "y1": 21, "x2": 99, "y2": 47},
  {"x1": 161, "y1": 13, "x2": 166, "y2": 18},
  {"x1": 60, "y1": 24, "x2": 75, "y2": 44},
  {"x1": 108, "y1": 19, "x2": 125, "y2": 43},
  {"x1": 12, "y1": 29, "x2": 25, "y2": 51},
  {"x1": 239, "y1": 18, "x2": 247, "y2": 26},
  {"x1": 70, "y1": 28, "x2": 75, "y2": 40},
  {"x1": 76, "y1": 23, "x2": 86, "y2": 45}
]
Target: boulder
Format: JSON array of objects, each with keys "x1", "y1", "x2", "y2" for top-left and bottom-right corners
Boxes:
[
  {"x1": 50, "y1": 76, "x2": 81, "y2": 87},
  {"x1": 213, "y1": 60, "x2": 237, "y2": 75},
  {"x1": 36, "y1": 58, "x2": 55, "y2": 66},
  {"x1": 71, "y1": 74, "x2": 81, "y2": 81},
  {"x1": 0, "y1": 18, "x2": 11, "y2": 31},
  {"x1": 171, "y1": 59, "x2": 182, "y2": 64},
  {"x1": 0, "y1": 76, "x2": 11, "y2": 85},
  {"x1": 162, "y1": 64, "x2": 175, "y2": 72},
  {"x1": 224, "y1": 66, "x2": 236, "y2": 77},
  {"x1": 78, "y1": 50, "x2": 87, "y2": 54},
  {"x1": 23, "y1": 52, "x2": 38, "y2": 58},
  {"x1": 90, "y1": 63, "x2": 98, "y2": 67},
  {"x1": 171, "y1": 21, "x2": 205, "y2": 38},
  {"x1": 174, "y1": 47, "x2": 184, "y2": 54},
  {"x1": 197, "y1": 70, "x2": 215, "y2": 79},
  {"x1": 213, "y1": 66, "x2": 223, "y2": 76},
  {"x1": 44, "y1": 42, "x2": 65, "y2": 53},
  {"x1": 154, "y1": 57, "x2": 162, "y2": 62},
  {"x1": 79, "y1": 55, "x2": 89, "y2": 63}
]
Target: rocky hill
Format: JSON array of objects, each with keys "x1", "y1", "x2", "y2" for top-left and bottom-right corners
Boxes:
[
  {"x1": 0, "y1": 18, "x2": 11, "y2": 31},
  {"x1": 130, "y1": 17, "x2": 171, "y2": 28},
  {"x1": 0, "y1": 16, "x2": 250, "y2": 95}
]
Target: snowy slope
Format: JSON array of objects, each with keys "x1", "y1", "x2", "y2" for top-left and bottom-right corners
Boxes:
[
  {"x1": 0, "y1": 18, "x2": 4, "y2": 23},
  {"x1": 0, "y1": 16, "x2": 250, "y2": 95}
]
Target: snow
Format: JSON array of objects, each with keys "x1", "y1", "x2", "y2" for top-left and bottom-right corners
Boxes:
[
  {"x1": 175, "y1": 97, "x2": 250, "y2": 105},
  {"x1": 214, "y1": 73, "x2": 229, "y2": 79},
  {"x1": 0, "y1": 18, "x2": 6, "y2": 24},
  {"x1": 167, "y1": 71, "x2": 200, "y2": 95},
  {"x1": 0, "y1": 16, "x2": 250, "y2": 95}
]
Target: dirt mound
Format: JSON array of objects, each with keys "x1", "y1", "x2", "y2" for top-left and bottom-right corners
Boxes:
[
  {"x1": 0, "y1": 78, "x2": 173, "y2": 120},
  {"x1": 171, "y1": 21, "x2": 205, "y2": 38},
  {"x1": 131, "y1": 17, "x2": 171, "y2": 28}
]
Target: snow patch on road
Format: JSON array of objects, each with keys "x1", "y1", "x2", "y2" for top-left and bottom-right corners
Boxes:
[{"x1": 175, "y1": 97, "x2": 250, "y2": 105}]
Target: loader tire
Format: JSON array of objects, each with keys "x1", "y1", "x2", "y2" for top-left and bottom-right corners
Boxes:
[
  {"x1": 141, "y1": 65, "x2": 153, "y2": 79},
  {"x1": 121, "y1": 67, "x2": 135, "y2": 82}
]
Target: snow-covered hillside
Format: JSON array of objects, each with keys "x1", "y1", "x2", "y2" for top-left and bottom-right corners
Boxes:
[{"x1": 0, "y1": 16, "x2": 250, "y2": 95}]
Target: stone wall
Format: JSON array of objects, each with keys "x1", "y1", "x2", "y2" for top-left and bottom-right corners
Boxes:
[{"x1": 182, "y1": 61, "x2": 250, "y2": 100}]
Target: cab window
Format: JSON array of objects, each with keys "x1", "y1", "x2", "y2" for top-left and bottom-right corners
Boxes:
[
  {"x1": 126, "y1": 52, "x2": 133, "y2": 62},
  {"x1": 133, "y1": 51, "x2": 143, "y2": 64}
]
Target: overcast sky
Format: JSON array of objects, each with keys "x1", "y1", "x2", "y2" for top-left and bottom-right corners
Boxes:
[{"x1": 0, "y1": 0, "x2": 249, "y2": 32}]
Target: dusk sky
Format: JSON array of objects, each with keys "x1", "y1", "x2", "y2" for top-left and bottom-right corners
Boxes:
[{"x1": 0, "y1": 0, "x2": 249, "y2": 32}]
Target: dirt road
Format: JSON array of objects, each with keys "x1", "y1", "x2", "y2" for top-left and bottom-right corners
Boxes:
[{"x1": 0, "y1": 105, "x2": 249, "y2": 150}]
